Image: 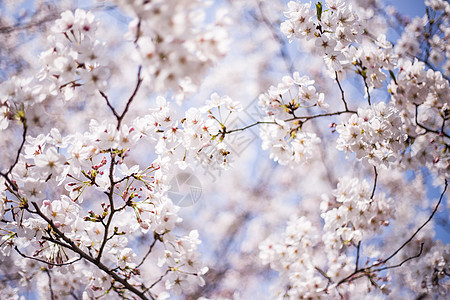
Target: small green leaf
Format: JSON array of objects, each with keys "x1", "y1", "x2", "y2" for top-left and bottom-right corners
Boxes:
[
  {"x1": 316, "y1": 2, "x2": 323, "y2": 22},
  {"x1": 389, "y1": 70, "x2": 398, "y2": 85}
]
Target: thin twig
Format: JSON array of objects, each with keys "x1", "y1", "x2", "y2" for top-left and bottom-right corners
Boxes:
[
  {"x1": 7, "y1": 117, "x2": 27, "y2": 175},
  {"x1": 134, "y1": 19, "x2": 142, "y2": 44},
  {"x1": 224, "y1": 110, "x2": 356, "y2": 135},
  {"x1": 363, "y1": 76, "x2": 371, "y2": 106},
  {"x1": 355, "y1": 241, "x2": 361, "y2": 272},
  {"x1": 136, "y1": 235, "x2": 158, "y2": 268},
  {"x1": 335, "y1": 72, "x2": 349, "y2": 111},
  {"x1": 374, "y1": 179, "x2": 447, "y2": 267},
  {"x1": 99, "y1": 90, "x2": 119, "y2": 119},
  {"x1": 315, "y1": 266, "x2": 332, "y2": 285},
  {"x1": 336, "y1": 180, "x2": 448, "y2": 287},
  {"x1": 44, "y1": 268, "x2": 56, "y2": 300},
  {"x1": 96, "y1": 153, "x2": 117, "y2": 262},
  {"x1": 224, "y1": 120, "x2": 277, "y2": 134},
  {"x1": 372, "y1": 243, "x2": 424, "y2": 272},
  {"x1": 415, "y1": 104, "x2": 450, "y2": 138},
  {"x1": 144, "y1": 269, "x2": 171, "y2": 293},
  {"x1": 117, "y1": 65, "x2": 143, "y2": 129},
  {"x1": 370, "y1": 166, "x2": 378, "y2": 200},
  {"x1": 15, "y1": 246, "x2": 82, "y2": 267}
]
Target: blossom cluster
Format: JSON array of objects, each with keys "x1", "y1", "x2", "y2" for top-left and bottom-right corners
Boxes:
[
  {"x1": 352, "y1": 35, "x2": 397, "y2": 90},
  {"x1": 401, "y1": 240, "x2": 450, "y2": 296},
  {"x1": 395, "y1": 0, "x2": 450, "y2": 75},
  {"x1": 336, "y1": 102, "x2": 407, "y2": 167},
  {"x1": 133, "y1": 93, "x2": 242, "y2": 171},
  {"x1": 0, "y1": 8, "x2": 216, "y2": 298},
  {"x1": 259, "y1": 176, "x2": 395, "y2": 298},
  {"x1": 281, "y1": 0, "x2": 364, "y2": 74},
  {"x1": 0, "y1": 0, "x2": 449, "y2": 299},
  {"x1": 0, "y1": 115, "x2": 209, "y2": 297},
  {"x1": 111, "y1": 0, "x2": 229, "y2": 100},
  {"x1": 388, "y1": 59, "x2": 450, "y2": 178},
  {"x1": 258, "y1": 72, "x2": 324, "y2": 165},
  {"x1": 322, "y1": 176, "x2": 395, "y2": 248},
  {"x1": 39, "y1": 9, "x2": 109, "y2": 101}
]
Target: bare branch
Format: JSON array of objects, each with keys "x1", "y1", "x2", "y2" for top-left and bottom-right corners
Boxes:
[
  {"x1": 370, "y1": 166, "x2": 378, "y2": 200},
  {"x1": 144, "y1": 268, "x2": 171, "y2": 293},
  {"x1": 372, "y1": 243, "x2": 424, "y2": 273},
  {"x1": 99, "y1": 90, "x2": 120, "y2": 119},
  {"x1": 335, "y1": 72, "x2": 349, "y2": 111},
  {"x1": 363, "y1": 76, "x2": 371, "y2": 106},
  {"x1": 374, "y1": 179, "x2": 447, "y2": 267},
  {"x1": 415, "y1": 104, "x2": 450, "y2": 138},
  {"x1": 224, "y1": 110, "x2": 356, "y2": 135},
  {"x1": 355, "y1": 241, "x2": 361, "y2": 272},
  {"x1": 336, "y1": 180, "x2": 448, "y2": 287},
  {"x1": 136, "y1": 233, "x2": 159, "y2": 268},
  {"x1": 15, "y1": 246, "x2": 82, "y2": 267},
  {"x1": 117, "y1": 65, "x2": 143, "y2": 129},
  {"x1": 96, "y1": 153, "x2": 117, "y2": 262},
  {"x1": 44, "y1": 268, "x2": 56, "y2": 300}
]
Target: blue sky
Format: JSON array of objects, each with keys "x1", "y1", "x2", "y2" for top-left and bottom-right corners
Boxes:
[{"x1": 390, "y1": 0, "x2": 426, "y2": 17}]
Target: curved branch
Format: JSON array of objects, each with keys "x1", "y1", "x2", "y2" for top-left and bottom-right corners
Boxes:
[
  {"x1": 370, "y1": 166, "x2": 378, "y2": 200},
  {"x1": 336, "y1": 179, "x2": 448, "y2": 287},
  {"x1": 335, "y1": 72, "x2": 349, "y2": 111},
  {"x1": 374, "y1": 179, "x2": 447, "y2": 267},
  {"x1": 14, "y1": 246, "x2": 82, "y2": 267},
  {"x1": 224, "y1": 110, "x2": 356, "y2": 135},
  {"x1": 415, "y1": 104, "x2": 450, "y2": 139}
]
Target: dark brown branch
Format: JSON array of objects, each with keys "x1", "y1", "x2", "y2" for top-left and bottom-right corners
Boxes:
[
  {"x1": 15, "y1": 246, "x2": 82, "y2": 267},
  {"x1": 134, "y1": 19, "x2": 142, "y2": 44},
  {"x1": 136, "y1": 234, "x2": 159, "y2": 268},
  {"x1": 335, "y1": 72, "x2": 349, "y2": 111},
  {"x1": 363, "y1": 76, "x2": 372, "y2": 106},
  {"x1": 0, "y1": 116, "x2": 28, "y2": 192},
  {"x1": 96, "y1": 153, "x2": 117, "y2": 262},
  {"x1": 224, "y1": 110, "x2": 356, "y2": 135},
  {"x1": 117, "y1": 65, "x2": 143, "y2": 129},
  {"x1": 7, "y1": 116, "x2": 27, "y2": 175},
  {"x1": 370, "y1": 166, "x2": 378, "y2": 200},
  {"x1": 144, "y1": 268, "x2": 171, "y2": 293},
  {"x1": 99, "y1": 90, "x2": 120, "y2": 119},
  {"x1": 42, "y1": 235, "x2": 73, "y2": 249},
  {"x1": 44, "y1": 268, "x2": 56, "y2": 300},
  {"x1": 99, "y1": 65, "x2": 143, "y2": 130},
  {"x1": 374, "y1": 179, "x2": 447, "y2": 267},
  {"x1": 224, "y1": 120, "x2": 277, "y2": 134},
  {"x1": 29, "y1": 202, "x2": 149, "y2": 300},
  {"x1": 372, "y1": 243, "x2": 424, "y2": 272},
  {"x1": 414, "y1": 104, "x2": 450, "y2": 138},
  {"x1": 355, "y1": 241, "x2": 361, "y2": 272},
  {"x1": 336, "y1": 179, "x2": 448, "y2": 287},
  {"x1": 315, "y1": 266, "x2": 332, "y2": 285}
]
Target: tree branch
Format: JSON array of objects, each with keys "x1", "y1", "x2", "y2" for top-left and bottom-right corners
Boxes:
[
  {"x1": 370, "y1": 166, "x2": 378, "y2": 200},
  {"x1": 29, "y1": 202, "x2": 149, "y2": 300},
  {"x1": 374, "y1": 179, "x2": 447, "y2": 267},
  {"x1": 44, "y1": 268, "x2": 56, "y2": 300},
  {"x1": 335, "y1": 72, "x2": 349, "y2": 111},
  {"x1": 336, "y1": 179, "x2": 448, "y2": 287},
  {"x1": 14, "y1": 246, "x2": 82, "y2": 267},
  {"x1": 136, "y1": 233, "x2": 159, "y2": 268}
]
